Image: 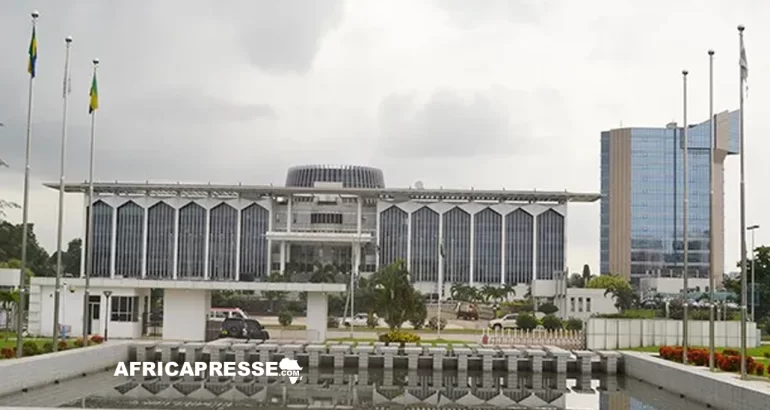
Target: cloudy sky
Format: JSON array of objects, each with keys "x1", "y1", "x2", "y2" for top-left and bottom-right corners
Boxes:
[{"x1": 0, "y1": 0, "x2": 768, "y2": 274}]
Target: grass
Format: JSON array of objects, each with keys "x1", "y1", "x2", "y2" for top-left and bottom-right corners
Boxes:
[
  {"x1": 264, "y1": 324, "x2": 483, "y2": 335},
  {"x1": 0, "y1": 332, "x2": 48, "y2": 350},
  {"x1": 325, "y1": 337, "x2": 471, "y2": 347}
]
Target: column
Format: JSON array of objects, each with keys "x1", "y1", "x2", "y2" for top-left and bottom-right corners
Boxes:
[
  {"x1": 561, "y1": 205, "x2": 568, "y2": 273},
  {"x1": 285, "y1": 196, "x2": 292, "y2": 268},
  {"x1": 469, "y1": 210, "x2": 475, "y2": 285},
  {"x1": 266, "y1": 197, "x2": 273, "y2": 275},
  {"x1": 172, "y1": 203, "x2": 180, "y2": 280},
  {"x1": 406, "y1": 211, "x2": 412, "y2": 270},
  {"x1": 438, "y1": 210, "x2": 444, "y2": 294},
  {"x1": 306, "y1": 292, "x2": 328, "y2": 342},
  {"x1": 203, "y1": 204, "x2": 211, "y2": 280},
  {"x1": 532, "y1": 211, "x2": 538, "y2": 281},
  {"x1": 498, "y1": 217, "x2": 505, "y2": 285},
  {"x1": 375, "y1": 204, "x2": 381, "y2": 271},
  {"x1": 280, "y1": 241, "x2": 286, "y2": 274},
  {"x1": 80, "y1": 194, "x2": 87, "y2": 278},
  {"x1": 141, "y1": 204, "x2": 148, "y2": 278},
  {"x1": 355, "y1": 197, "x2": 362, "y2": 275},
  {"x1": 287, "y1": 195, "x2": 293, "y2": 232},
  {"x1": 235, "y1": 200, "x2": 242, "y2": 281},
  {"x1": 110, "y1": 204, "x2": 117, "y2": 278}
]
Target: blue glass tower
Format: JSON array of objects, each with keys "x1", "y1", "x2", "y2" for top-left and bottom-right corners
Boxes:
[{"x1": 600, "y1": 111, "x2": 739, "y2": 284}]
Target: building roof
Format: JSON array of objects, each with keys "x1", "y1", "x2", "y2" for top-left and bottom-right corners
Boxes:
[{"x1": 42, "y1": 181, "x2": 601, "y2": 203}]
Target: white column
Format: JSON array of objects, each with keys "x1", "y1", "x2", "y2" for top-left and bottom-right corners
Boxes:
[
  {"x1": 469, "y1": 211, "x2": 475, "y2": 285},
  {"x1": 279, "y1": 242, "x2": 286, "y2": 274},
  {"x1": 266, "y1": 198, "x2": 273, "y2": 275},
  {"x1": 438, "y1": 210, "x2": 444, "y2": 291},
  {"x1": 501, "y1": 213, "x2": 506, "y2": 285},
  {"x1": 406, "y1": 210, "x2": 413, "y2": 273},
  {"x1": 561, "y1": 205, "x2": 568, "y2": 273},
  {"x1": 235, "y1": 200, "x2": 242, "y2": 281},
  {"x1": 306, "y1": 292, "x2": 329, "y2": 342},
  {"x1": 110, "y1": 204, "x2": 117, "y2": 278},
  {"x1": 532, "y1": 213, "x2": 538, "y2": 281},
  {"x1": 204, "y1": 204, "x2": 211, "y2": 280},
  {"x1": 375, "y1": 204, "x2": 382, "y2": 271},
  {"x1": 172, "y1": 204, "x2": 180, "y2": 280},
  {"x1": 141, "y1": 203, "x2": 149, "y2": 278},
  {"x1": 356, "y1": 197, "x2": 362, "y2": 275},
  {"x1": 287, "y1": 195, "x2": 293, "y2": 232},
  {"x1": 80, "y1": 194, "x2": 87, "y2": 278}
]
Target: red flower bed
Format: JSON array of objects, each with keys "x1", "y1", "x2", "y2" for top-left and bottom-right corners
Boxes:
[
  {"x1": 0, "y1": 347, "x2": 14, "y2": 359},
  {"x1": 658, "y1": 345, "x2": 756, "y2": 376}
]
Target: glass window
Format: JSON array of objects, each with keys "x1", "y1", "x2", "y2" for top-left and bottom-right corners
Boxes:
[{"x1": 111, "y1": 296, "x2": 139, "y2": 322}]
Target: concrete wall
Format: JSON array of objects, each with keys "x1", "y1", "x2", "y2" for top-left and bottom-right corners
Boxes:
[
  {"x1": 29, "y1": 283, "x2": 147, "y2": 339},
  {"x1": 623, "y1": 351, "x2": 769, "y2": 410},
  {"x1": 0, "y1": 342, "x2": 130, "y2": 397},
  {"x1": 587, "y1": 318, "x2": 760, "y2": 349},
  {"x1": 557, "y1": 288, "x2": 619, "y2": 320},
  {"x1": 163, "y1": 289, "x2": 211, "y2": 341}
]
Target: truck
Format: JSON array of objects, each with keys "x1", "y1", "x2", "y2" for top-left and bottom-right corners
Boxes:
[{"x1": 455, "y1": 301, "x2": 479, "y2": 320}]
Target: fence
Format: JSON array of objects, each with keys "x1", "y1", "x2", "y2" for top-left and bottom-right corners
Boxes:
[
  {"x1": 586, "y1": 318, "x2": 761, "y2": 349},
  {"x1": 482, "y1": 328, "x2": 586, "y2": 350}
]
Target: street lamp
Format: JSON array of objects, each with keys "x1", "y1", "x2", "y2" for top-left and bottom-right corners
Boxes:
[
  {"x1": 747, "y1": 225, "x2": 759, "y2": 322},
  {"x1": 103, "y1": 290, "x2": 113, "y2": 341}
]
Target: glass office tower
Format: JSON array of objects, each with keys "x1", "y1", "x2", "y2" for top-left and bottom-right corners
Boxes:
[{"x1": 600, "y1": 111, "x2": 739, "y2": 285}]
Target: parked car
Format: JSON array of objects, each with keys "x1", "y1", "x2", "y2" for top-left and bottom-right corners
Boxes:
[
  {"x1": 342, "y1": 313, "x2": 376, "y2": 327},
  {"x1": 209, "y1": 307, "x2": 248, "y2": 321},
  {"x1": 488, "y1": 313, "x2": 518, "y2": 330},
  {"x1": 455, "y1": 302, "x2": 479, "y2": 320},
  {"x1": 219, "y1": 317, "x2": 270, "y2": 340}
]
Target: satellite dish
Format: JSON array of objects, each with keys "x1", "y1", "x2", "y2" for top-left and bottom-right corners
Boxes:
[{"x1": 415, "y1": 181, "x2": 424, "y2": 189}]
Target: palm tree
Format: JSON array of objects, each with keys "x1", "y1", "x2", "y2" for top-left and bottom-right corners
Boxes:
[{"x1": 310, "y1": 263, "x2": 337, "y2": 283}]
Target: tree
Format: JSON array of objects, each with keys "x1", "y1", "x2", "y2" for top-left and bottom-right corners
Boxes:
[
  {"x1": 538, "y1": 302, "x2": 559, "y2": 315},
  {"x1": 263, "y1": 271, "x2": 291, "y2": 312},
  {"x1": 604, "y1": 284, "x2": 637, "y2": 312},
  {"x1": 368, "y1": 260, "x2": 421, "y2": 330},
  {"x1": 582, "y1": 264, "x2": 592, "y2": 283},
  {"x1": 49, "y1": 238, "x2": 81, "y2": 276},
  {"x1": 309, "y1": 263, "x2": 337, "y2": 283},
  {"x1": 0, "y1": 221, "x2": 53, "y2": 277},
  {"x1": 0, "y1": 289, "x2": 19, "y2": 340},
  {"x1": 730, "y1": 245, "x2": 770, "y2": 321},
  {"x1": 586, "y1": 274, "x2": 627, "y2": 290},
  {"x1": 407, "y1": 291, "x2": 428, "y2": 330},
  {"x1": 567, "y1": 273, "x2": 585, "y2": 288}
]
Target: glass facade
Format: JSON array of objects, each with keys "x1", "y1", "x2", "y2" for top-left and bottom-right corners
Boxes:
[
  {"x1": 146, "y1": 202, "x2": 175, "y2": 278},
  {"x1": 410, "y1": 207, "x2": 439, "y2": 282},
  {"x1": 208, "y1": 203, "x2": 238, "y2": 281},
  {"x1": 505, "y1": 209, "x2": 534, "y2": 284},
  {"x1": 601, "y1": 112, "x2": 740, "y2": 281},
  {"x1": 474, "y1": 208, "x2": 502, "y2": 284},
  {"x1": 536, "y1": 210, "x2": 565, "y2": 280},
  {"x1": 177, "y1": 202, "x2": 206, "y2": 279},
  {"x1": 239, "y1": 204, "x2": 269, "y2": 280},
  {"x1": 442, "y1": 207, "x2": 471, "y2": 283},
  {"x1": 89, "y1": 200, "x2": 113, "y2": 278},
  {"x1": 115, "y1": 201, "x2": 144, "y2": 278},
  {"x1": 378, "y1": 206, "x2": 408, "y2": 266}
]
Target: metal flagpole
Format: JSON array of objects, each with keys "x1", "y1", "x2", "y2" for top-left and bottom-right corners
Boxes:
[
  {"x1": 738, "y1": 24, "x2": 748, "y2": 380},
  {"x1": 82, "y1": 59, "x2": 99, "y2": 346},
  {"x1": 437, "y1": 240, "x2": 444, "y2": 339},
  {"x1": 707, "y1": 49, "x2": 716, "y2": 372},
  {"x1": 16, "y1": 10, "x2": 40, "y2": 358},
  {"x1": 748, "y1": 225, "x2": 758, "y2": 321},
  {"x1": 52, "y1": 36, "x2": 73, "y2": 352},
  {"x1": 682, "y1": 69, "x2": 690, "y2": 362}
]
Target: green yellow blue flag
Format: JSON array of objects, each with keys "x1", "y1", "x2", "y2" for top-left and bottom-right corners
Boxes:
[
  {"x1": 89, "y1": 73, "x2": 99, "y2": 113},
  {"x1": 28, "y1": 26, "x2": 37, "y2": 78}
]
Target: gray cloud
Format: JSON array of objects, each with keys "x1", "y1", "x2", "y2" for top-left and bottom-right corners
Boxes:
[
  {"x1": 435, "y1": 0, "x2": 561, "y2": 26},
  {"x1": 376, "y1": 88, "x2": 541, "y2": 159}
]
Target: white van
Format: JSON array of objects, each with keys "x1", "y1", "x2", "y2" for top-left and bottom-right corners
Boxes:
[{"x1": 208, "y1": 307, "x2": 248, "y2": 321}]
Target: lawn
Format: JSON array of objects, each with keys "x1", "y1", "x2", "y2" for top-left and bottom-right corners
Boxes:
[
  {"x1": 627, "y1": 344, "x2": 770, "y2": 358},
  {"x1": 0, "y1": 332, "x2": 49, "y2": 350}
]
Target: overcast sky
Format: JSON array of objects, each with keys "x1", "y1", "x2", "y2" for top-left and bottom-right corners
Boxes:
[{"x1": 1, "y1": 0, "x2": 768, "y2": 274}]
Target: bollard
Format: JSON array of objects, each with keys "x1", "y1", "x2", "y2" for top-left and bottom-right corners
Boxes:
[
  {"x1": 544, "y1": 346, "x2": 571, "y2": 373},
  {"x1": 329, "y1": 344, "x2": 350, "y2": 369},
  {"x1": 453, "y1": 347, "x2": 472, "y2": 371},
  {"x1": 279, "y1": 344, "x2": 302, "y2": 361},
  {"x1": 476, "y1": 348, "x2": 496, "y2": 372},
  {"x1": 429, "y1": 346, "x2": 447, "y2": 370},
  {"x1": 500, "y1": 348, "x2": 522, "y2": 372},
  {"x1": 526, "y1": 349, "x2": 546, "y2": 373},
  {"x1": 373, "y1": 342, "x2": 386, "y2": 354},
  {"x1": 574, "y1": 350, "x2": 594, "y2": 375},
  {"x1": 354, "y1": 345, "x2": 374, "y2": 369},
  {"x1": 404, "y1": 346, "x2": 422, "y2": 370},
  {"x1": 598, "y1": 351, "x2": 621, "y2": 375},
  {"x1": 159, "y1": 341, "x2": 182, "y2": 363},
  {"x1": 305, "y1": 344, "x2": 326, "y2": 368},
  {"x1": 134, "y1": 341, "x2": 158, "y2": 363},
  {"x1": 232, "y1": 343, "x2": 253, "y2": 382},
  {"x1": 182, "y1": 342, "x2": 205, "y2": 381},
  {"x1": 381, "y1": 346, "x2": 399, "y2": 369},
  {"x1": 258, "y1": 343, "x2": 278, "y2": 364}
]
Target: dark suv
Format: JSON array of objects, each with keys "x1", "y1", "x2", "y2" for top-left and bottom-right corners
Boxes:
[{"x1": 219, "y1": 317, "x2": 270, "y2": 340}]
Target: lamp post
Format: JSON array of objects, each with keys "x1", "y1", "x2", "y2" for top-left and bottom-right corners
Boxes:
[
  {"x1": 103, "y1": 290, "x2": 112, "y2": 341},
  {"x1": 747, "y1": 225, "x2": 759, "y2": 322}
]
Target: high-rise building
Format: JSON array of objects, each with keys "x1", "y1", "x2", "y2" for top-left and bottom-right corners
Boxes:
[{"x1": 600, "y1": 110, "x2": 739, "y2": 284}]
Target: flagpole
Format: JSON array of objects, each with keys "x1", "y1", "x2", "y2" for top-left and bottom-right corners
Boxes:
[
  {"x1": 16, "y1": 10, "x2": 40, "y2": 359},
  {"x1": 82, "y1": 58, "x2": 99, "y2": 346},
  {"x1": 437, "y1": 242, "x2": 444, "y2": 339},
  {"x1": 707, "y1": 49, "x2": 716, "y2": 372},
  {"x1": 682, "y1": 69, "x2": 690, "y2": 362},
  {"x1": 52, "y1": 36, "x2": 73, "y2": 352},
  {"x1": 738, "y1": 24, "x2": 748, "y2": 380}
]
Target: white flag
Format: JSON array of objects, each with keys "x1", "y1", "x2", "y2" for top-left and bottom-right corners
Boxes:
[{"x1": 740, "y1": 37, "x2": 748, "y2": 82}]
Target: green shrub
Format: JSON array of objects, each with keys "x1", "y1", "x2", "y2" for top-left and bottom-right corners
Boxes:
[
  {"x1": 278, "y1": 310, "x2": 294, "y2": 327},
  {"x1": 22, "y1": 341, "x2": 39, "y2": 356},
  {"x1": 541, "y1": 314, "x2": 563, "y2": 330},
  {"x1": 42, "y1": 341, "x2": 54, "y2": 353},
  {"x1": 566, "y1": 318, "x2": 584, "y2": 331},
  {"x1": 327, "y1": 316, "x2": 339, "y2": 329},
  {"x1": 378, "y1": 330, "x2": 421, "y2": 345},
  {"x1": 516, "y1": 314, "x2": 538, "y2": 331},
  {"x1": 427, "y1": 316, "x2": 447, "y2": 330},
  {"x1": 538, "y1": 303, "x2": 559, "y2": 315}
]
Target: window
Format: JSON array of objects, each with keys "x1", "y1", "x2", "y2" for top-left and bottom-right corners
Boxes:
[
  {"x1": 570, "y1": 297, "x2": 575, "y2": 312},
  {"x1": 111, "y1": 296, "x2": 139, "y2": 322},
  {"x1": 578, "y1": 297, "x2": 584, "y2": 312},
  {"x1": 586, "y1": 297, "x2": 592, "y2": 312},
  {"x1": 310, "y1": 213, "x2": 343, "y2": 224}
]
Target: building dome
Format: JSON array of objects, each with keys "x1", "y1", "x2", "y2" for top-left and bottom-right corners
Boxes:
[{"x1": 285, "y1": 165, "x2": 385, "y2": 188}]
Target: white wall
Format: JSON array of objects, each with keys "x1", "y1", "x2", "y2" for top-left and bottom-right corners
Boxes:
[
  {"x1": 0, "y1": 268, "x2": 18, "y2": 287},
  {"x1": 163, "y1": 289, "x2": 211, "y2": 341},
  {"x1": 587, "y1": 318, "x2": 760, "y2": 349},
  {"x1": 29, "y1": 282, "x2": 147, "y2": 339},
  {"x1": 557, "y1": 288, "x2": 619, "y2": 320}
]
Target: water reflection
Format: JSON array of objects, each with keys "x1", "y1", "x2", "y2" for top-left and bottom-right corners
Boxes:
[{"x1": 58, "y1": 369, "x2": 710, "y2": 410}]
